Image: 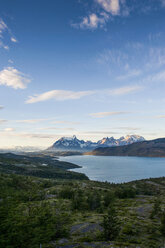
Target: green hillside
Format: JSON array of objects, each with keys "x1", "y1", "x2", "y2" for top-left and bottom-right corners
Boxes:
[{"x1": 1, "y1": 169, "x2": 165, "y2": 247}]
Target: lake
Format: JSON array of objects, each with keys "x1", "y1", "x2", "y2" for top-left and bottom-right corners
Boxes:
[{"x1": 59, "y1": 155, "x2": 165, "y2": 183}]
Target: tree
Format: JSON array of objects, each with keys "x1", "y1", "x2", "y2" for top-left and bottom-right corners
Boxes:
[
  {"x1": 160, "y1": 211, "x2": 165, "y2": 248},
  {"x1": 102, "y1": 204, "x2": 120, "y2": 241},
  {"x1": 150, "y1": 198, "x2": 162, "y2": 219},
  {"x1": 86, "y1": 192, "x2": 101, "y2": 211},
  {"x1": 0, "y1": 200, "x2": 70, "y2": 248},
  {"x1": 103, "y1": 191, "x2": 115, "y2": 208}
]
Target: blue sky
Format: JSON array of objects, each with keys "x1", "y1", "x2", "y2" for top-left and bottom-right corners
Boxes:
[{"x1": 0, "y1": 0, "x2": 165, "y2": 147}]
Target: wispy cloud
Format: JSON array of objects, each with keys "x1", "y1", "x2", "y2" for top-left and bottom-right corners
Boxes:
[
  {"x1": 98, "y1": 47, "x2": 165, "y2": 78},
  {"x1": 156, "y1": 115, "x2": 165, "y2": 119},
  {"x1": 26, "y1": 90, "x2": 94, "y2": 104},
  {"x1": 126, "y1": 42, "x2": 144, "y2": 50},
  {"x1": 146, "y1": 48, "x2": 165, "y2": 69},
  {"x1": 112, "y1": 126, "x2": 141, "y2": 131},
  {"x1": 8, "y1": 59, "x2": 14, "y2": 64},
  {"x1": 39, "y1": 127, "x2": 75, "y2": 131},
  {"x1": 51, "y1": 120, "x2": 80, "y2": 125},
  {"x1": 16, "y1": 118, "x2": 49, "y2": 124},
  {"x1": 26, "y1": 85, "x2": 143, "y2": 104},
  {"x1": 4, "y1": 128, "x2": 15, "y2": 132},
  {"x1": 0, "y1": 105, "x2": 4, "y2": 110},
  {"x1": 0, "y1": 19, "x2": 7, "y2": 33},
  {"x1": 116, "y1": 69, "x2": 142, "y2": 81},
  {"x1": 0, "y1": 130, "x2": 56, "y2": 140},
  {"x1": 0, "y1": 119, "x2": 7, "y2": 124},
  {"x1": 146, "y1": 70, "x2": 165, "y2": 83},
  {"x1": 0, "y1": 18, "x2": 18, "y2": 49},
  {"x1": 97, "y1": 49, "x2": 128, "y2": 67},
  {"x1": 0, "y1": 19, "x2": 8, "y2": 49},
  {"x1": 89, "y1": 111, "x2": 128, "y2": 118},
  {"x1": 108, "y1": 85, "x2": 143, "y2": 96},
  {"x1": 0, "y1": 67, "x2": 31, "y2": 89},
  {"x1": 80, "y1": 130, "x2": 119, "y2": 135}
]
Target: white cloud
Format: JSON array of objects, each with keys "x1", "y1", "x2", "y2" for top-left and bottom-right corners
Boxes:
[
  {"x1": 26, "y1": 85, "x2": 143, "y2": 104},
  {"x1": 89, "y1": 111, "x2": 128, "y2": 118},
  {"x1": 72, "y1": 0, "x2": 130, "y2": 30},
  {"x1": 97, "y1": 0, "x2": 120, "y2": 15},
  {"x1": 11, "y1": 37, "x2": 17, "y2": 43},
  {"x1": 3, "y1": 45, "x2": 9, "y2": 50},
  {"x1": 26, "y1": 89, "x2": 94, "y2": 104},
  {"x1": 73, "y1": 12, "x2": 109, "y2": 29},
  {"x1": 0, "y1": 105, "x2": 4, "y2": 110},
  {"x1": 108, "y1": 85, "x2": 143, "y2": 96},
  {"x1": 0, "y1": 67, "x2": 31, "y2": 89},
  {"x1": 4, "y1": 128, "x2": 15, "y2": 132}
]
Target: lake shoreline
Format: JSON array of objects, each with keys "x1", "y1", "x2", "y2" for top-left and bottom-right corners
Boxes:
[{"x1": 59, "y1": 155, "x2": 165, "y2": 184}]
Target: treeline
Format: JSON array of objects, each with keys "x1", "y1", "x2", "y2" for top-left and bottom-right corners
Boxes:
[
  {"x1": 0, "y1": 152, "x2": 89, "y2": 181},
  {"x1": 0, "y1": 161, "x2": 88, "y2": 180}
]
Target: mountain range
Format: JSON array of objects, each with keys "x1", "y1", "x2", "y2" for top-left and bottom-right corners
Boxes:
[
  {"x1": 87, "y1": 138, "x2": 165, "y2": 157},
  {"x1": 47, "y1": 135, "x2": 145, "y2": 152}
]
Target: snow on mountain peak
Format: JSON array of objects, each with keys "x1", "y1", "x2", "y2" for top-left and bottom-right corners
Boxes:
[
  {"x1": 48, "y1": 134, "x2": 145, "y2": 151},
  {"x1": 60, "y1": 135, "x2": 77, "y2": 141}
]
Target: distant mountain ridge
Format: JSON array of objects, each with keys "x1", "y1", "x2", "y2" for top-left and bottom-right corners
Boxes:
[
  {"x1": 87, "y1": 138, "x2": 165, "y2": 157},
  {"x1": 0, "y1": 146, "x2": 44, "y2": 154},
  {"x1": 47, "y1": 135, "x2": 145, "y2": 152}
]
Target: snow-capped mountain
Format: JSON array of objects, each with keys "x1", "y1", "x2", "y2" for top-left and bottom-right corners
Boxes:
[{"x1": 47, "y1": 135, "x2": 145, "y2": 152}]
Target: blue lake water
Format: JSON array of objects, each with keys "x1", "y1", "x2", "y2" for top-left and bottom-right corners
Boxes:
[{"x1": 59, "y1": 155, "x2": 165, "y2": 183}]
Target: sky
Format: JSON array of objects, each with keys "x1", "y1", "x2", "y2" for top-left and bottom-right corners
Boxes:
[{"x1": 0, "y1": 0, "x2": 165, "y2": 148}]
